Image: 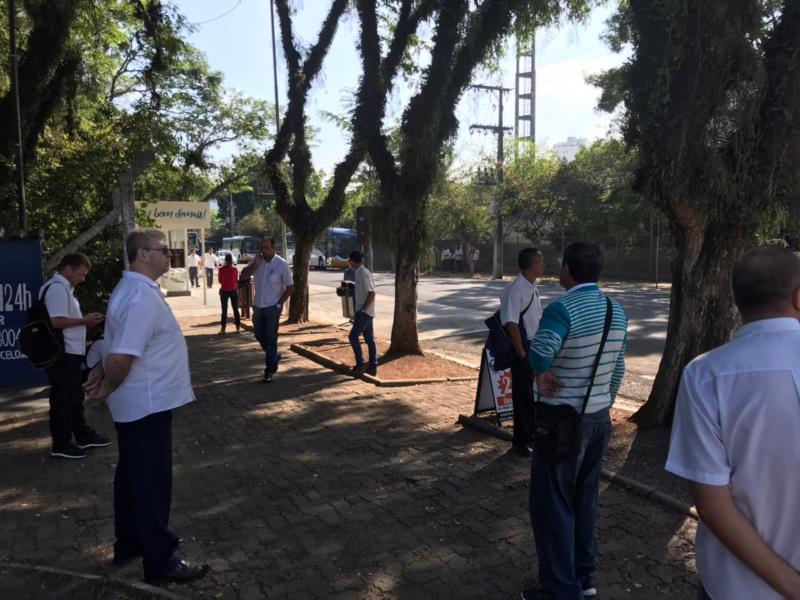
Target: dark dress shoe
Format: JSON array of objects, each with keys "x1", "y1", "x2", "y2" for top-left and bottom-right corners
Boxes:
[{"x1": 145, "y1": 559, "x2": 209, "y2": 585}]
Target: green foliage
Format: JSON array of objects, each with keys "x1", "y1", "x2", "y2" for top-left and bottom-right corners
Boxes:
[
  {"x1": 1, "y1": 0, "x2": 275, "y2": 310},
  {"x1": 427, "y1": 177, "x2": 494, "y2": 251},
  {"x1": 500, "y1": 139, "x2": 649, "y2": 248}
]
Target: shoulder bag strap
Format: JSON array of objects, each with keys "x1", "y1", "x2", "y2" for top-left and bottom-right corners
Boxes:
[
  {"x1": 579, "y1": 296, "x2": 614, "y2": 416},
  {"x1": 40, "y1": 282, "x2": 57, "y2": 303},
  {"x1": 520, "y1": 287, "x2": 536, "y2": 318}
]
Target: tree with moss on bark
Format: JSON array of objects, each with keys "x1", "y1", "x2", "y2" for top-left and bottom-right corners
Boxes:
[
  {"x1": 264, "y1": 0, "x2": 436, "y2": 323},
  {"x1": 355, "y1": 0, "x2": 597, "y2": 355},
  {"x1": 591, "y1": 0, "x2": 800, "y2": 427}
]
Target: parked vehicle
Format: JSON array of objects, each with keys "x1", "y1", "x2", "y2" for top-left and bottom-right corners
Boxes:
[{"x1": 216, "y1": 249, "x2": 237, "y2": 265}]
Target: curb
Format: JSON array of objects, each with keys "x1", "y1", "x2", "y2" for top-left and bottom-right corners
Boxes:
[
  {"x1": 3, "y1": 561, "x2": 190, "y2": 600},
  {"x1": 457, "y1": 413, "x2": 697, "y2": 521},
  {"x1": 290, "y1": 343, "x2": 478, "y2": 387}
]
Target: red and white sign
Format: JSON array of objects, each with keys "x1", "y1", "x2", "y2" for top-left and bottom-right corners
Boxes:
[{"x1": 474, "y1": 348, "x2": 514, "y2": 422}]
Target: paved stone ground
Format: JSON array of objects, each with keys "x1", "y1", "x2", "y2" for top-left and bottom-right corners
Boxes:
[{"x1": 0, "y1": 319, "x2": 698, "y2": 599}]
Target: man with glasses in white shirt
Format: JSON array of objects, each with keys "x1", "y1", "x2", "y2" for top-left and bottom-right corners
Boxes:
[
  {"x1": 667, "y1": 246, "x2": 800, "y2": 599},
  {"x1": 85, "y1": 228, "x2": 208, "y2": 585}
]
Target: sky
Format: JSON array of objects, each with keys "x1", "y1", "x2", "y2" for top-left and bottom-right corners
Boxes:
[{"x1": 173, "y1": 0, "x2": 630, "y2": 173}]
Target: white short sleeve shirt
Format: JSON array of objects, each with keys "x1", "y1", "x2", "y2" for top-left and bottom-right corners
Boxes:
[
  {"x1": 187, "y1": 253, "x2": 200, "y2": 267},
  {"x1": 499, "y1": 275, "x2": 542, "y2": 342},
  {"x1": 666, "y1": 318, "x2": 800, "y2": 599},
  {"x1": 354, "y1": 265, "x2": 376, "y2": 317},
  {"x1": 253, "y1": 255, "x2": 293, "y2": 308},
  {"x1": 204, "y1": 253, "x2": 218, "y2": 269},
  {"x1": 103, "y1": 271, "x2": 194, "y2": 423},
  {"x1": 41, "y1": 273, "x2": 85, "y2": 355}
]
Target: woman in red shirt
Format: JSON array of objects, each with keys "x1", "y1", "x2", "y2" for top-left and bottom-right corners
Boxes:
[{"x1": 217, "y1": 253, "x2": 241, "y2": 334}]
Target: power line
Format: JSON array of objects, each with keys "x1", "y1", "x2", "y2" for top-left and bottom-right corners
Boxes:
[{"x1": 191, "y1": 0, "x2": 243, "y2": 26}]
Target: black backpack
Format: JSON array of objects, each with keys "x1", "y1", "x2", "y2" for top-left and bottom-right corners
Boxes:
[{"x1": 19, "y1": 283, "x2": 64, "y2": 369}]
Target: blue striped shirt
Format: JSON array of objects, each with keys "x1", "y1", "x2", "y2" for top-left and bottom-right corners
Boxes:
[{"x1": 529, "y1": 283, "x2": 628, "y2": 413}]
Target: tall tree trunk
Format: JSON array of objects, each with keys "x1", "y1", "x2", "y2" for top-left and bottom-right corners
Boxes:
[
  {"x1": 287, "y1": 230, "x2": 314, "y2": 323},
  {"x1": 388, "y1": 225, "x2": 423, "y2": 356},
  {"x1": 465, "y1": 243, "x2": 475, "y2": 276},
  {"x1": 631, "y1": 212, "x2": 751, "y2": 427}
]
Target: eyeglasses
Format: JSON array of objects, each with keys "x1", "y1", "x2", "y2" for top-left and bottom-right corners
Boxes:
[{"x1": 143, "y1": 247, "x2": 171, "y2": 256}]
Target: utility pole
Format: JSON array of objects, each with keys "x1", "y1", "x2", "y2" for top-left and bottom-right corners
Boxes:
[
  {"x1": 268, "y1": 0, "x2": 288, "y2": 261},
  {"x1": 469, "y1": 84, "x2": 512, "y2": 279},
  {"x1": 8, "y1": 0, "x2": 27, "y2": 234}
]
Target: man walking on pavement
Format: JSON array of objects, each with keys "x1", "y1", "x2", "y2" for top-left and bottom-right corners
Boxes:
[
  {"x1": 240, "y1": 236, "x2": 294, "y2": 383},
  {"x1": 347, "y1": 250, "x2": 377, "y2": 376},
  {"x1": 41, "y1": 253, "x2": 109, "y2": 459},
  {"x1": 203, "y1": 247, "x2": 218, "y2": 288},
  {"x1": 85, "y1": 228, "x2": 209, "y2": 585},
  {"x1": 500, "y1": 247, "x2": 544, "y2": 457},
  {"x1": 666, "y1": 246, "x2": 800, "y2": 600},
  {"x1": 523, "y1": 241, "x2": 628, "y2": 600},
  {"x1": 187, "y1": 249, "x2": 200, "y2": 288}
]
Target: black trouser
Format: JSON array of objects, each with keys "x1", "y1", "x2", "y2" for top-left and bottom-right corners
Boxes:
[
  {"x1": 220, "y1": 290, "x2": 241, "y2": 331},
  {"x1": 114, "y1": 410, "x2": 179, "y2": 578},
  {"x1": 45, "y1": 353, "x2": 93, "y2": 448},
  {"x1": 188, "y1": 267, "x2": 199, "y2": 287},
  {"x1": 511, "y1": 358, "x2": 534, "y2": 450},
  {"x1": 205, "y1": 267, "x2": 213, "y2": 287}
]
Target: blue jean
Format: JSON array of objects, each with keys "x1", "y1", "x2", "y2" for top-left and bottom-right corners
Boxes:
[
  {"x1": 349, "y1": 310, "x2": 377, "y2": 367},
  {"x1": 252, "y1": 305, "x2": 281, "y2": 373},
  {"x1": 530, "y1": 407, "x2": 611, "y2": 599}
]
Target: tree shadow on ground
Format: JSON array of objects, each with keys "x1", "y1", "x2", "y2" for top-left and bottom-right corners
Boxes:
[{"x1": 0, "y1": 324, "x2": 697, "y2": 600}]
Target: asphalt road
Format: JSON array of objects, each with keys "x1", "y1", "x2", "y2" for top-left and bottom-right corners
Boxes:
[{"x1": 308, "y1": 270, "x2": 669, "y2": 404}]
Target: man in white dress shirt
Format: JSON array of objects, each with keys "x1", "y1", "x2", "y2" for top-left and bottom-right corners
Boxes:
[
  {"x1": 85, "y1": 228, "x2": 208, "y2": 585},
  {"x1": 203, "y1": 247, "x2": 218, "y2": 288},
  {"x1": 186, "y1": 249, "x2": 200, "y2": 288},
  {"x1": 500, "y1": 247, "x2": 544, "y2": 456},
  {"x1": 347, "y1": 250, "x2": 377, "y2": 376},
  {"x1": 240, "y1": 236, "x2": 294, "y2": 383},
  {"x1": 667, "y1": 246, "x2": 800, "y2": 599}
]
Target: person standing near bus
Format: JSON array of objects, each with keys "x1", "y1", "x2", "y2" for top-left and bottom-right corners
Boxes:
[{"x1": 241, "y1": 237, "x2": 294, "y2": 383}]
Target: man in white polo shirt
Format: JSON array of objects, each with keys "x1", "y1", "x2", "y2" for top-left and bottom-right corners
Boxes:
[
  {"x1": 499, "y1": 247, "x2": 544, "y2": 456},
  {"x1": 666, "y1": 246, "x2": 800, "y2": 599},
  {"x1": 85, "y1": 228, "x2": 208, "y2": 585},
  {"x1": 240, "y1": 236, "x2": 294, "y2": 383},
  {"x1": 41, "y1": 252, "x2": 107, "y2": 459}
]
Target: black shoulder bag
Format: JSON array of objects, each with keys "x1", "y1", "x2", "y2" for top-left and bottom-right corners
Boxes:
[
  {"x1": 484, "y1": 291, "x2": 536, "y2": 372},
  {"x1": 532, "y1": 296, "x2": 613, "y2": 462},
  {"x1": 19, "y1": 283, "x2": 65, "y2": 369}
]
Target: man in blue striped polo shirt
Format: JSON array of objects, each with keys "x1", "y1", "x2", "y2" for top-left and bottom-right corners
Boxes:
[{"x1": 522, "y1": 241, "x2": 628, "y2": 600}]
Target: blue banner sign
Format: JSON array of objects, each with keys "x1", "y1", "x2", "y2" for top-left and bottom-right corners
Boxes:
[{"x1": 0, "y1": 238, "x2": 46, "y2": 387}]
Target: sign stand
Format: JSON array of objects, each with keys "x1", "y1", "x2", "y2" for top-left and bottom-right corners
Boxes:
[{"x1": 473, "y1": 348, "x2": 514, "y2": 424}]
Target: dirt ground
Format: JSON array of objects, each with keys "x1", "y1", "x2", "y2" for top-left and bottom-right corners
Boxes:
[{"x1": 298, "y1": 337, "x2": 478, "y2": 381}]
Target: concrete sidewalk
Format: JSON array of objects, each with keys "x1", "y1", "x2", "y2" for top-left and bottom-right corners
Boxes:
[{"x1": 0, "y1": 319, "x2": 698, "y2": 599}]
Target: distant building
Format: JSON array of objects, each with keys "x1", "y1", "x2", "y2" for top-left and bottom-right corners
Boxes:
[{"x1": 553, "y1": 137, "x2": 588, "y2": 162}]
